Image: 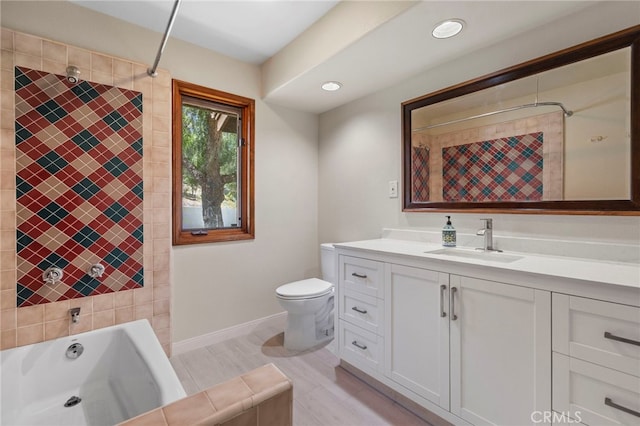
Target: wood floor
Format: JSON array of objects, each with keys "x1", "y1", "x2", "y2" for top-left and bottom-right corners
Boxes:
[{"x1": 170, "y1": 316, "x2": 432, "y2": 426}]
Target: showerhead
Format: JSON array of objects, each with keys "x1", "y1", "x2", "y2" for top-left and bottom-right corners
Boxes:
[{"x1": 66, "y1": 66, "x2": 81, "y2": 84}]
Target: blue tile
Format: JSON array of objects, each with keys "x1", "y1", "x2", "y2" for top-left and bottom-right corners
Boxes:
[
  {"x1": 16, "y1": 176, "x2": 33, "y2": 198},
  {"x1": 72, "y1": 226, "x2": 101, "y2": 248},
  {"x1": 103, "y1": 111, "x2": 128, "y2": 131},
  {"x1": 35, "y1": 151, "x2": 68, "y2": 174},
  {"x1": 132, "y1": 138, "x2": 143, "y2": 155},
  {"x1": 104, "y1": 247, "x2": 129, "y2": 268},
  {"x1": 132, "y1": 181, "x2": 143, "y2": 200},
  {"x1": 16, "y1": 230, "x2": 33, "y2": 253},
  {"x1": 72, "y1": 275, "x2": 101, "y2": 296},
  {"x1": 36, "y1": 252, "x2": 70, "y2": 271},
  {"x1": 72, "y1": 178, "x2": 100, "y2": 200},
  {"x1": 131, "y1": 267, "x2": 144, "y2": 286},
  {"x1": 17, "y1": 284, "x2": 34, "y2": 306},
  {"x1": 103, "y1": 202, "x2": 129, "y2": 223},
  {"x1": 103, "y1": 157, "x2": 128, "y2": 177},
  {"x1": 37, "y1": 202, "x2": 69, "y2": 226},
  {"x1": 35, "y1": 99, "x2": 67, "y2": 124},
  {"x1": 131, "y1": 94, "x2": 143, "y2": 113},
  {"x1": 14, "y1": 67, "x2": 32, "y2": 90},
  {"x1": 132, "y1": 225, "x2": 144, "y2": 243},
  {"x1": 72, "y1": 129, "x2": 100, "y2": 152},
  {"x1": 15, "y1": 123, "x2": 32, "y2": 144},
  {"x1": 71, "y1": 81, "x2": 101, "y2": 103}
]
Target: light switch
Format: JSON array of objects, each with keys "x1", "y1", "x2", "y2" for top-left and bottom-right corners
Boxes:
[{"x1": 389, "y1": 180, "x2": 398, "y2": 198}]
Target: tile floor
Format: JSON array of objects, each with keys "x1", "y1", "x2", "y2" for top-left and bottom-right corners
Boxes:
[{"x1": 170, "y1": 316, "x2": 432, "y2": 426}]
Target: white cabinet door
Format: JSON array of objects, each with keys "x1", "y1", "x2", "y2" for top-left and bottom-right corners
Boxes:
[
  {"x1": 450, "y1": 275, "x2": 551, "y2": 426},
  {"x1": 384, "y1": 264, "x2": 450, "y2": 409}
]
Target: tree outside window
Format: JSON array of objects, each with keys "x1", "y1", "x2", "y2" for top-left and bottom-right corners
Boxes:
[{"x1": 172, "y1": 80, "x2": 254, "y2": 245}]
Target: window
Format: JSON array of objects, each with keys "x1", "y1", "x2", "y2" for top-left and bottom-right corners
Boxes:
[{"x1": 172, "y1": 80, "x2": 254, "y2": 245}]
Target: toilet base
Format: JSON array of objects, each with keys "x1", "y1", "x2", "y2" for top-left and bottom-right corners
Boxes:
[{"x1": 283, "y1": 312, "x2": 334, "y2": 351}]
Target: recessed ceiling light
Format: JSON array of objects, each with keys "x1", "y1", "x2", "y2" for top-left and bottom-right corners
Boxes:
[
  {"x1": 321, "y1": 81, "x2": 342, "y2": 91},
  {"x1": 432, "y1": 19, "x2": 465, "y2": 39}
]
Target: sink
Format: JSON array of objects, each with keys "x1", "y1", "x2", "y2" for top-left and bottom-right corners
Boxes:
[{"x1": 426, "y1": 248, "x2": 523, "y2": 263}]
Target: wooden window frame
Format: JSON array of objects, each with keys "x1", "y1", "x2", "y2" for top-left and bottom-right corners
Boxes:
[{"x1": 172, "y1": 79, "x2": 255, "y2": 245}]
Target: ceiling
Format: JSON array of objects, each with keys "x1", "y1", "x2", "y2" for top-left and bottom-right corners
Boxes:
[{"x1": 72, "y1": 0, "x2": 601, "y2": 114}]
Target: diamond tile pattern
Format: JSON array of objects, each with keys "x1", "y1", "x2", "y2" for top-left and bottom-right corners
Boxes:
[
  {"x1": 412, "y1": 147, "x2": 430, "y2": 202},
  {"x1": 442, "y1": 132, "x2": 543, "y2": 202},
  {"x1": 15, "y1": 67, "x2": 144, "y2": 307}
]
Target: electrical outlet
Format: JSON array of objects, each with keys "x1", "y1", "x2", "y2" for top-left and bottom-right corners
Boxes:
[{"x1": 388, "y1": 180, "x2": 398, "y2": 198}]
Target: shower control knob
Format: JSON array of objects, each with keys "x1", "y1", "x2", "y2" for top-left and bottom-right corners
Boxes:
[{"x1": 87, "y1": 263, "x2": 105, "y2": 278}]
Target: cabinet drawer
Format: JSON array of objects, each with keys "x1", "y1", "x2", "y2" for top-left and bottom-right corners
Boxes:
[
  {"x1": 553, "y1": 294, "x2": 640, "y2": 377},
  {"x1": 340, "y1": 289, "x2": 384, "y2": 335},
  {"x1": 339, "y1": 256, "x2": 384, "y2": 298},
  {"x1": 553, "y1": 353, "x2": 640, "y2": 425},
  {"x1": 339, "y1": 321, "x2": 383, "y2": 375}
]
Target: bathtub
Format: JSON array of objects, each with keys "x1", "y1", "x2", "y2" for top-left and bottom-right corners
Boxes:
[{"x1": 1, "y1": 319, "x2": 186, "y2": 425}]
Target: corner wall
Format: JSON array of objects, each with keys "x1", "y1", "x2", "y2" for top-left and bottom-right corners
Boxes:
[
  {"x1": 318, "y1": 2, "x2": 640, "y2": 248},
  {"x1": 1, "y1": 0, "x2": 320, "y2": 344},
  {"x1": 0, "y1": 28, "x2": 173, "y2": 352}
]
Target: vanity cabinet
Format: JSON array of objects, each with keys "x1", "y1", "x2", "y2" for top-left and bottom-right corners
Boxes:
[
  {"x1": 385, "y1": 264, "x2": 450, "y2": 409},
  {"x1": 338, "y1": 251, "x2": 552, "y2": 425},
  {"x1": 552, "y1": 294, "x2": 640, "y2": 425},
  {"x1": 449, "y1": 276, "x2": 551, "y2": 425},
  {"x1": 338, "y1": 256, "x2": 385, "y2": 375}
]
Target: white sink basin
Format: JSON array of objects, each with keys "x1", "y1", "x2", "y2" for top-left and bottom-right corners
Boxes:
[{"x1": 426, "y1": 248, "x2": 523, "y2": 263}]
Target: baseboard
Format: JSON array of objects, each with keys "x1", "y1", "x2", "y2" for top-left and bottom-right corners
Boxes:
[{"x1": 172, "y1": 311, "x2": 287, "y2": 355}]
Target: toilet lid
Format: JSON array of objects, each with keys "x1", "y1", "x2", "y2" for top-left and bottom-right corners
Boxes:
[{"x1": 276, "y1": 278, "x2": 333, "y2": 299}]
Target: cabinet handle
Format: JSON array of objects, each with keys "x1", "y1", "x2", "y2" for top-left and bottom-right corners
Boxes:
[
  {"x1": 451, "y1": 287, "x2": 458, "y2": 321},
  {"x1": 351, "y1": 272, "x2": 367, "y2": 279},
  {"x1": 351, "y1": 306, "x2": 368, "y2": 314},
  {"x1": 352, "y1": 340, "x2": 367, "y2": 350},
  {"x1": 440, "y1": 285, "x2": 447, "y2": 318},
  {"x1": 604, "y1": 331, "x2": 640, "y2": 347},
  {"x1": 605, "y1": 397, "x2": 640, "y2": 418}
]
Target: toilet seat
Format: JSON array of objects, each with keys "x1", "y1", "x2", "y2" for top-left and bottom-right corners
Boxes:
[{"x1": 276, "y1": 278, "x2": 333, "y2": 300}]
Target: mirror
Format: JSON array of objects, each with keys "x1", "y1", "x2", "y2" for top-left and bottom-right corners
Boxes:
[{"x1": 402, "y1": 26, "x2": 640, "y2": 214}]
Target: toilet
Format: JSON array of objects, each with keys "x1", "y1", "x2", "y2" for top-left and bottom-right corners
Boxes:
[{"x1": 276, "y1": 244, "x2": 335, "y2": 351}]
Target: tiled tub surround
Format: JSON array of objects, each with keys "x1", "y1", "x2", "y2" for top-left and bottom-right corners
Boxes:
[
  {"x1": 0, "y1": 29, "x2": 173, "y2": 353},
  {"x1": 119, "y1": 363, "x2": 293, "y2": 426},
  {"x1": 15, "y1": 66, "x2": 144, "y2": 307}
]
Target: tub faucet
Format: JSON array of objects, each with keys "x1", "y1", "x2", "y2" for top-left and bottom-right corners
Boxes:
[
  {"x1": 69, "y1": 307, "x2": 81, "y2": 324},
  {"x1": 476, "y1": 218, "x2": 502, "y2": 252}
]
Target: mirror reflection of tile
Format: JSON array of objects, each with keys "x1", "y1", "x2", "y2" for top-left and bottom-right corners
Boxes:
[
  {"x1": 15, "y1": 66, "x2": 144, "y2": 307},
  {"x1": 411, "y1": 111, "x2": 563, "y2": 202}
]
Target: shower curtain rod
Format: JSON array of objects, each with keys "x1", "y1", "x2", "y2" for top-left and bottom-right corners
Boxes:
[
  {"x1": 412, "y1": 101, "x2": 573, "y2": 132},
  {"x1": 147, "y1": 0, "x2": 182, "y2": 77}
]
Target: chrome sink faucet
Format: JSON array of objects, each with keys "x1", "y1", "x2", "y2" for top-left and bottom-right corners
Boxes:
[{"x1": 476, "y1": 218, "x2": 502, "y2": 252}]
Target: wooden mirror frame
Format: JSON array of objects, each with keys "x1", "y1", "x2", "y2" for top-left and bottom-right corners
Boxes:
[{"x1": 402, "y1": 25, "x2": 640, "y2": 215}]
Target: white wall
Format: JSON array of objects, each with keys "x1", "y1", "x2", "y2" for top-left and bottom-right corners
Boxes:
[
  {"x1": 318, "y1": 1, "x2": 640, "y2": 247},
  {"x1": 1, "y1": 1, "x2": 320, "y2": 342}
]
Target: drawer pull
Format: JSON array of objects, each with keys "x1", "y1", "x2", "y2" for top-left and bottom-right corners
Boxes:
[
  {"x1": 352, "y1": 340, "x2": 368, "y2": 350},
  {"x1": 440, "y1": 284, "x2": 447, "y2": 318},
  {"x1": 605, "y1": 397, "x2": 640, "y2": 418},
  {"x1": 351, "y1": 272, "x2": 368, "y2": 279},
  {"x1": 604, "y1": 331, "x2": 640, "y2": 347},
  {"x1": 451, "y1": 287, "x2": 458, "y2": 321},
  {"x1": 351, "y1": 306, "x2": 368, "y2": 314}
]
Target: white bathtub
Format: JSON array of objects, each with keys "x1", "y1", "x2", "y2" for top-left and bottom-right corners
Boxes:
[{"x1": 1, "y1": 319, "x2": 186, "y2": 425}]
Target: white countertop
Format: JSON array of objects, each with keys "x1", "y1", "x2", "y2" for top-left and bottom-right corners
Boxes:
[{"x1": 334, "y1": 238, "x2": 640, "y2": 290}]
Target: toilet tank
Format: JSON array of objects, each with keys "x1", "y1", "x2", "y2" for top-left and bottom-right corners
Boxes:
[{"x1": 320, "y1": 243, "x2": 335, "y2": 284}]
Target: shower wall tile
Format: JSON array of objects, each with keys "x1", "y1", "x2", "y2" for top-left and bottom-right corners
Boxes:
[
  {"x1": 14, "y1": 66, "x2": 145, "y2": 307},
  {"x1": 442, "y1": 132, "x2": 544, "y2": 202},
  {"x1": 0, "y1": 28, "x2": 173, "y2": 354}
]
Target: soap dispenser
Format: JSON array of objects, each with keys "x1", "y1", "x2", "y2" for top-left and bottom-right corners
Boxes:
[{"x1": 442, "y1": 216, "x2": 456, "y2": 247}]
